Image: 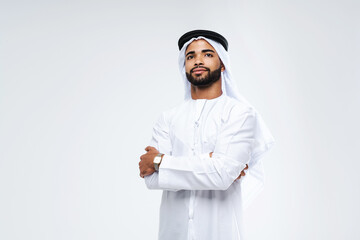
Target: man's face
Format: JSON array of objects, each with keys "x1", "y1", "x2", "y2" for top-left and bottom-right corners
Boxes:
[{"x1": 185, "y1": 39, "x2": 224, "y2": 87}]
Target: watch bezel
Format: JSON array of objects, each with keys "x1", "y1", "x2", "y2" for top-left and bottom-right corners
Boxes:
[{"x1": 153, "y1": 153, "x2": 163, "y2": 171}]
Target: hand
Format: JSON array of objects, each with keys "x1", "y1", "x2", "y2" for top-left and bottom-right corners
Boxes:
[
  {"x1": 209, "y1": 152, "x2": 248, "y2": 181},
  {"x1": 234, "y1": 164, "x2": 248, "y2": 181},
  {"x1": 139, "y1": 146, "x2": 160, "y2": 178}
]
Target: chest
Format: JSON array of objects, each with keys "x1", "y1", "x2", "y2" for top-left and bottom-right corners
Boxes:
[{"x1": 169, "y1": 103, "x2": 223, "y2": 155}]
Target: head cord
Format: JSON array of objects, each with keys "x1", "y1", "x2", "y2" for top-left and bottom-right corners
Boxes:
[
  {"x1": 178, "y1": 36, "x2": 275, "y2": 208},
  {"x1": 178, "y1": 36, "x2": 251, "y2": 107}
]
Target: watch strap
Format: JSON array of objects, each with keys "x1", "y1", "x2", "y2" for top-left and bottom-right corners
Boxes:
[{"x1": 154, "y1": 153, "x2": 164, "y2": 171}]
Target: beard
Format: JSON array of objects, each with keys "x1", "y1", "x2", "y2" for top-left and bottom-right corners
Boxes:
[{"x1": 186, "y1": 65, "x2": 222, "y2": 87}]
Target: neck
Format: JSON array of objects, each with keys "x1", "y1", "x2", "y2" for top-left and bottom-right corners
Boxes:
[{"x1": 190, "y1": 78, "x2": 222, "y2": 100}]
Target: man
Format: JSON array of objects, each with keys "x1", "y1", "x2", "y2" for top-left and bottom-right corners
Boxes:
[{"x1": 139, "y1": 30, "x2": 275, "y2": 240}]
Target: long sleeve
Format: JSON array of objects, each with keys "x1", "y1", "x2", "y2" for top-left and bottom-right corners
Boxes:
[
  {"x1": 144, "y1": 112, "x2": 174, "y2": 190},
  {"x1": 146, "y1": 108, "x2": 256, "y2": 191}
]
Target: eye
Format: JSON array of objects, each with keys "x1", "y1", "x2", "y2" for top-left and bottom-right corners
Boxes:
[
  {"x1": 186, "y1": 55, "x2": 194, "y2": 60},
  {"x1": 205, "y1": 53, "x2": 213, "y2": 57}
]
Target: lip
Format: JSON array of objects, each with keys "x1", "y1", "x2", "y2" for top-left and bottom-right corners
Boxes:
[{"x1": 192, "y1": 68, "x2": 207, "y2": 74}]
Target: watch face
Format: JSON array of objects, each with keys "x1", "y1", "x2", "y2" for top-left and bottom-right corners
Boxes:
[
  {"x1": 154, "y1": 156, "x2": 161, "y2": 171},
  {"x1": 154, "y1": 157, "x2": 161, "y2": 164}
]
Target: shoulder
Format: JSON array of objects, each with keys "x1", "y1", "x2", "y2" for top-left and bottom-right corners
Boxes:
[
  {"x1": 221, "y1": 96, "x2": 256, "y2": 121},
  {"x1": 155, "y1": 100, "x2": 189, "y2": 127}
]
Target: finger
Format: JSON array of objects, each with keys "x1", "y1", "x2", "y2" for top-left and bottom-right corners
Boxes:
[
  {"x1": 142, "y1": 168, "x2": 154, "y2": 177},
  {"x1": 145, "y1": 146, "x2": 154, "y2": 152},
  {"x1": 244, "y1": 164, "x2": 249, "y2": 170},
  {"x1": 241, "y1": 171, "x2": 246, "y2": 176}
]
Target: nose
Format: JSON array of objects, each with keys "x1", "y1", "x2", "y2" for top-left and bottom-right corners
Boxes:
[{"x1": 194, "y1": 55, "x2": 204, "y2": 66}]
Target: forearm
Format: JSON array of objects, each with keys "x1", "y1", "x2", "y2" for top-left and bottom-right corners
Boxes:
[
  {"x1": 144, "y1": 171, "x2": 180, "y2": 191},
  {"x1": 155, "y1": 152, "x2": 249, "y2": 191}
]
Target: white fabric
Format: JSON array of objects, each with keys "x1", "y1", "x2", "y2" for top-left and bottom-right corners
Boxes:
[
  {"x1": 178, "y1": 37, "x2": 275, "y2": 208},
  {"x1": 144, "y1": 37, "x2": 275, "y2": 240},
  {"x1": 146, "y1": 95, "x2": 252, "y2": 239}
]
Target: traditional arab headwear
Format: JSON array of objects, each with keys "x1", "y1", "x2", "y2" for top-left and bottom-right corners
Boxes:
[
  {"x1": 178, "y1": 30, "x2": 275, "y2": 208},
  {"x1": 178, "y1": 29, "x2": 229, "y2": 51}
]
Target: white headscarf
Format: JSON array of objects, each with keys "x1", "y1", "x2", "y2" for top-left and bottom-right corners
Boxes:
[{"x1": 178, "y1": 37, "x2": 275, "y2": 208}]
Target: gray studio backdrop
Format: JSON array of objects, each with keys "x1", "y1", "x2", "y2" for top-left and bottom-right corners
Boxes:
[{"x1": 1, "y1": 0, "x2": 359, "y2": 239}]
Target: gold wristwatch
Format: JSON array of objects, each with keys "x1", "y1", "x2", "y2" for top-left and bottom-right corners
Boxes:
[{"x1": 154, "y1": 153, "x2": 164, "y2": 171}]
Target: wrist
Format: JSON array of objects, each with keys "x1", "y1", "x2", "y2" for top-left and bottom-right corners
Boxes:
[{"x1": 153, "y1": 153, "x2": 164, "y2": 171}]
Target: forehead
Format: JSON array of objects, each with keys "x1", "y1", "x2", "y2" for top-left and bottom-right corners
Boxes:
[{"x1": 185, "y1": 39, "x2": 217, "y2": 54}]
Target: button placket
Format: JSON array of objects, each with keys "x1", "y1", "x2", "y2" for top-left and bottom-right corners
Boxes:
[{"x1": 189, "y1": 100, "x2": 207, "y2": 239}]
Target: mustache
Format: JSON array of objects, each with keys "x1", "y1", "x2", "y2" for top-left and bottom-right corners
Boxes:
[{"x1": 190, "y1": 66, "x2": 210, "y2": 73}]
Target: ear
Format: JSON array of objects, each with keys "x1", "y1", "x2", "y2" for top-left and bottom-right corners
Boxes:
[{"x1": 220, "y1": 61, "x2": 225, "y2": 72}]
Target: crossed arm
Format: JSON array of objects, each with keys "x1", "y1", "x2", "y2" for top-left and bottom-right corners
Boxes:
[
  {"x1": 138, "y1": 109, "x2": 255, "y2": 191},
  {"x1": 138, "y1": 147, "x2": 248, "y2": 180}
]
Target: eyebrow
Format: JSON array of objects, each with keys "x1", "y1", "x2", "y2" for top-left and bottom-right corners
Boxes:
[{"x1": 186, "y1": 49, "x2": 215, "y2": 56}]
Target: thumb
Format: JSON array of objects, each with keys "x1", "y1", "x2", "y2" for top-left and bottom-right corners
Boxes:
[{"x1": 145, "y1": 146, "x2": 155, "y2": 152}]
